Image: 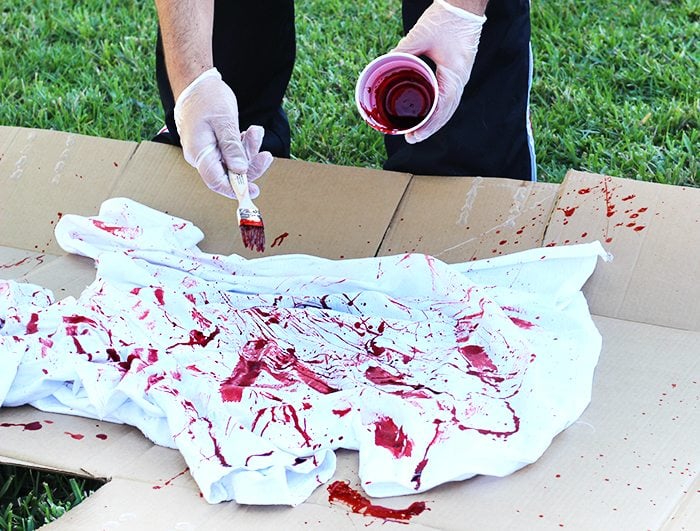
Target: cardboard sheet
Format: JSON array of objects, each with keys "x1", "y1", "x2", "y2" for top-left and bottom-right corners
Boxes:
[{"x1": 1, "y1": 127, "x2": 698, "y2": 529}]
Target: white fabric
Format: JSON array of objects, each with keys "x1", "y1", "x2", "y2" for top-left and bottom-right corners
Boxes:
[{"x1": 0, "y1": 198, "x2": 607, "y2": 505}]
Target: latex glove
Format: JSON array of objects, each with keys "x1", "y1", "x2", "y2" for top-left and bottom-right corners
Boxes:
[
  {"x1": 174, "y1": 68, "x2": 273, "y2": 199},
  {"x1": 391, "y1": 0, "x2": 487, "y2": 144}
]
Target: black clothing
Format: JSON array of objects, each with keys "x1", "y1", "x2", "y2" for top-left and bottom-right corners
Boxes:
[{"x1": 155, "y1": 0, "x2": 534, "y2": 180}]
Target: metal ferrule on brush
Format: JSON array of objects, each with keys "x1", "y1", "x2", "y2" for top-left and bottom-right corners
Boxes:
[{"x1": 227, "y1": 171, "x2": 266, "y2": 252}]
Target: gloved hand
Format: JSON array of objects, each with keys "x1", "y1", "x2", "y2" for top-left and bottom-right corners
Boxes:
[
  {"x1": 174, "y1": 68, "x2": 273, "y2": 199},
  {"x1": 391, "y1": 0, "x2": 487, "y2": 144}
]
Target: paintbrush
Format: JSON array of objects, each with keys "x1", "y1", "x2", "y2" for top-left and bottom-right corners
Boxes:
[{"x1": 227, "y1": 171, "x2": 265, "y2": 253}]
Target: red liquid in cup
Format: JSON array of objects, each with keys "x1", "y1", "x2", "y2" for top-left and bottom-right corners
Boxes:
[{"x1": 371, "y1": 69, "x2": 434, "y2": 132}]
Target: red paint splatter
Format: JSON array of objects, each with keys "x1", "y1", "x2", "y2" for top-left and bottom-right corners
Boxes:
[
  {"x1": 634, "y1": 226, "x2": 646, "y2": 232},
  {"x1": 26, "y1": 313, "x2": 40, "y2": 334},
  {"x1": 96, "y1": 433, "x2": 108, "y2": 440},
  {"x1": 220, "y1": 383, "x2": 244, "y2": 402},
  {"x1": 459, "y1": 345, "x2": 497, "y2": 372},
  {"x1": 271, "y1": 232, "x2": 290, "y2": 248},
  {"x1": 621, "y1": 194, "x2": 636, "y2": 201},
  {"x1": 154, "y1": 288, "x2": 165, "y2": 305},
  {"x1": 578, "y1": 188, "x2": 591, "y2": 195},
  {"x1": 244, "y1": 451, "x2": 274, "y2": 467},
  {"x1": 510, "y1": 317, "x2": 535, "y2": 330},
  {"x1": 90, "y1": 219, "x2": 141, "y2": 239},
  {"x1": 0, "y1": 421, "x2": 43, "y2": 431},
  {"x1": 602, "y1": 177, "x2": 616, "y2": 218},
  {"x1": 169, "y1": 328, "x2": 220, "y2": 349},
  {"x1": 284, "y1": 404, "x2": 313, "y2": 447},
  {"x1": 152, "y1": 467, "x2": 189, "y2": 490},
  {"x1": 146, "y1": 373, "x2": 166, "y2": 392},
  {"x1": 63, "y1": 315, "x2": 98, "y2": 326},
  {"x1": 558, "y1": 206, "x2": 577, "y2": 217},
  {"x1": 327, "y1": 481, "x2": 428, "y2": 522},
  {"x1": 106, "y1": 348, "x2": 120, "y2": 362},
  {"x1": 365, "y1": 366, "x2": 405, "y2": 386},
  {"x1": 374, "y1": 416, "x2": 413, "y2": 458},
  {"x1": 333, "y1": 407, "x2": 352, "y2": 417},
  {"x1": 0, "y1": 256, "x2": 32, "y2": 269},
  {"x1": 411, "y1": 420, "x2": 443, "y2": 490},
  {"x1": 475, "y1": 401, "x2": 521, "y2": 438},
  {"x1": 64, "y1": 431, "x2": 85, "y2": 440},
  {"x1": 220, "y1": 338, "x2": 337, "y2": 396}
]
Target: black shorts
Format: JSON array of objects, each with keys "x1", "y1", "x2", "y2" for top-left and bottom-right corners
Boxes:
[{"x1": 155, "y1": 0, "x2": 534, "y2": 180}]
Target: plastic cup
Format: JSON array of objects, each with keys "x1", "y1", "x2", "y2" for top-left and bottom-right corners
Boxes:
[{"x1": 355, "y1": 52, "x2": 439, "y2": 135}]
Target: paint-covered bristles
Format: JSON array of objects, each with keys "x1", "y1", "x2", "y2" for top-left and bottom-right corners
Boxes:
[{"x1": 240, "y1": 221, "x2": 265, "y2": 253}]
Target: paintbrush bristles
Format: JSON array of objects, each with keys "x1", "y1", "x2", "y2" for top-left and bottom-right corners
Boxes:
[
  {"x1": 240, "y1": 223, "x2": 265, "y2": 253},
  {"x1": 228, "y1": 171, "x2": 266, "y2": 253}
]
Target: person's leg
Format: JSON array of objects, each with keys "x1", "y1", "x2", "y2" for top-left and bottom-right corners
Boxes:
[
  {"x1": 386, "y1": 0, "x2": 534, "y2": 180},
  {"x1": 154, "y1": 0, "x2": 296, "y2": 158}
]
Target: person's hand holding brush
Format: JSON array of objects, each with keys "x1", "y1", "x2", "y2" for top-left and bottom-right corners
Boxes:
[
  {"x1": 391, "y1": 0, "x2": 488, "y2": 144},
  {"x1": 173, "y1": 68, "x2": 273, "y2": 199},
  {"x1": 156, "y1": 0, "x2": 271, "y2": 200}
]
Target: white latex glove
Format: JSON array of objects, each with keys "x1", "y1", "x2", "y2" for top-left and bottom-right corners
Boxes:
[
  {"x1": 391, "y1": 0, "x2": 487, "y2": 144},
  {"x1": 174, "y1": 68, "x2": 273, "y2": 199}
]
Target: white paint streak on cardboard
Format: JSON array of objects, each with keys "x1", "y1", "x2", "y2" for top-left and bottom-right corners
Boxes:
[
  {"x1": 51, "y1": 134, "x2": 76, "y2": 184},
  {"x1": 507, "y1": 185, "x2": 530, "y2": 228},
  {"x1": 8, "y1": 131, "x2": 38, "y2": 180},
  {"x1": 436, "y1": 185, "x2": 558, "y2": 259},
  {"x1": 457, "y1": 176, "x2": 483, "y2": 226}
]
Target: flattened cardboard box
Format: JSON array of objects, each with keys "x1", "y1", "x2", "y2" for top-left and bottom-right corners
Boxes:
[{"x1": 1, "y1": 126, "x2": 698, "y2": 530}]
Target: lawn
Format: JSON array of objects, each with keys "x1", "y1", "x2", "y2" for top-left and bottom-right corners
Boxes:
[{"x1": 0, "y1": 0, "x2": 698, "y2": 526}]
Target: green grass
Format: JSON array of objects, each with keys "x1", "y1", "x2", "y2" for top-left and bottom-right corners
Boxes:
[
  {"x1": 1, "y1": 0, "x2": 697, "y2": 185},
  {"x1": 0, "y1": 466, "x2": 102, "y2": 530},
  {"x1": 0, "y1": 0, "x2": 698, "y2": 525}
]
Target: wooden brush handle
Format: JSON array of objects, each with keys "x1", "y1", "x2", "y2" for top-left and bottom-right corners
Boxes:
[{"x1": 227, "y1": 171, "x2": 254, "y2": 209}]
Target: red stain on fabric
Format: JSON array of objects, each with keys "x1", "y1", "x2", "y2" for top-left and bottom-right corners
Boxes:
[
  {"x1": 365, "y1": 366, "x2": 405, "y2": 386},
  {"x1": 374, "y1": 416, "x2": 413, "y2": 458},
  {"x1": 411, "y1": 420, "x2": 443, "y2": 490},
  {"x1": 154, "y1": 288, "x2": 165, "y2": 305},
  {"x1": 510, "y1": 317, "x2": 535, "y2": 330},
  {"x1": 245, "y1": 451, "x2": 274, "y2": 467},
  {"x1": 26, "y1": 313, "x2": 40, "y2": 334},
  {"x1": 459, "y1": 345, "x2": 497, "y2": 372}
]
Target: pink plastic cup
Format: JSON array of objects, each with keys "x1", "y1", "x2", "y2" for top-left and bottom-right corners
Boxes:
[{"x1": 355, "y1": 52, "x2": 439, "y2": 135}]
